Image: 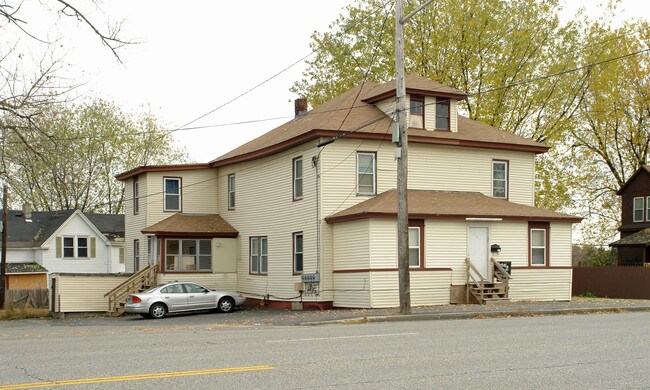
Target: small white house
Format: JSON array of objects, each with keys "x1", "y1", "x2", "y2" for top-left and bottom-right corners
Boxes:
[{"x1": 4, "y1": 206, "x2": 125, "y2": 293}]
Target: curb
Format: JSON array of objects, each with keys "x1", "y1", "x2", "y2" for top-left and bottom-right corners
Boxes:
[{"x1": 299, "y1": 306, "x2": 650, "y2": 326}]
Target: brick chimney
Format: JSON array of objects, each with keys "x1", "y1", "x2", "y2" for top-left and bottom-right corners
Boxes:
[
  {"x1": 22, "y1": 202, "x2": 32, "y2": 222},
  {"x1": 294, "y1": 98, "x2": 308, "y2": 118}
]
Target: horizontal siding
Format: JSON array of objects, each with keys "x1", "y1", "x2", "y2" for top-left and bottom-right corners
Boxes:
[
  {"x1": 550, "y1": 223, "x2": 572, "y2": 267},
  {"x1": 158, "y1": 273, "x2": 237, "y2": 291},
  {"x1": 333, "y1": 273, "x2": 371, "y2": 308},
  {"x1": 370, "y1": 271, "x2": 452, "y2": 308},
  {"x1": 217, "y1": 145, "x2": 326, "y2": 302},
  {"x1": 509, "y1": 268, "x2": 572, "y2": 301},
  {"x1": 55, "y1": 275, "x2": 129, "y2": 312},
  {"x1": 370, "y1": 219, "x2": 397, "y2": 268},
  {"x1": 489, "y1": 221, "x2": 528, "y2": 268},
  {"x1": 125, "y1": 175, "x2": 148, "y2": 273},
  {"x1": 147, "y1": 169, "x2": 218, "y2": 223},
  {"x1": 426, "y1": 220, "x2": 467, "y2": 285},
  {"x1": 333, "y1": 219, "x2": 370, "y2": 270}
]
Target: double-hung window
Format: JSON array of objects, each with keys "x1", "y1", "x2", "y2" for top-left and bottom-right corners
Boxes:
[
  {"x1": 250, "y1": 236, "x2": 268, "y2": 274},
  {"x1": 357, "y1": 152, "x2": 376, "y2": 195},
  {"x1": 634, "y1": 197, "x2": 644, "y2": 222},
  {"x1": 647, "y1": 196, "x2": 650, "y2": 222},
  {"x1": 165, "y1": 239, "x2": 212, "y2": 272},
  {"x1": 436, "y1": 100, "x2": 450, "y2": 130},
  {"x1": 293, "y1": 232, "x2": 303, "y2": 274},
  {"x1": 408, "y1": 227, "x2": 421, "y2": 267},
  {"x1": 134, "y1": 239, "x2": 140, "y2": 271},
  {"x1": 62, "y1": 236, "x2": 89, "y2": 258},
  {"x1": 228, "y1": 174, "x2": 236, "y2": 210},
  {"x1": 492, "y1": 160, "x2": 508, "y2": 199},
  {"x1": 409, "y1": 96, "x2": 424, "y2": 128},
  {"x1": 529, "y1": 223, "x2": 549, "y2": 266},
  {"x1": 164, "y1": 177, "x2": 181, "y2": 211},
  {"x1": 133, "y1": 178, "x2": 139, "y2": 215},
  {"x1": 293, "y1": 157, "x2": 303, "y2": 201}
]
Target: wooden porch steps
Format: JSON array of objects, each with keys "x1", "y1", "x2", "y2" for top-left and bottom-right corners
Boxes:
[
  {"x1": 104, "y1": 264, "x2": 157, "y2": 317},
  {"x1": 466, "y1": 258, "x2": 512, "y2": 304}
]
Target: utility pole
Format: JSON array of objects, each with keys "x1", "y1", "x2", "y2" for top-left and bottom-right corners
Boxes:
[
  {"x1": 0, "y1": 185, "x2": 7, "y2": 310},
  {"x1": 395, "y1": 0, "x2": 411, "y2": 315},
  {"x1": 395, "y1": 0, "x2": 436, "y2": 315}
]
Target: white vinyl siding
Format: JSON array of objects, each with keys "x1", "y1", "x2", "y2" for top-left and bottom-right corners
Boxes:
[
  {"x1": 509, "y1": 268, "x2": 572, "y2": 301},
  {"x1": 52, "y1": 274, "x2": 130, "y2": 313},
  {"x1": 634, "y1": 197, "x2": 644, "y2": 222},
  {"x1": 333, "y1": 219, "x2": 370, "y2": 271}
]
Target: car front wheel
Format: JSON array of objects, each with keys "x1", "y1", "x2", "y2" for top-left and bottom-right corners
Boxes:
[
  {"x1": 149, "y1": 303, "x2": 168, "y2": 319},
  {"x1": 218, "y1": 297, "x2": 235, "y2": 313}
]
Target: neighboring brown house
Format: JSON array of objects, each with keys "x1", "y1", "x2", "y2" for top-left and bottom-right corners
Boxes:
[{"x1": 610, "y1": 166, "x2": 650, "y2": 265}]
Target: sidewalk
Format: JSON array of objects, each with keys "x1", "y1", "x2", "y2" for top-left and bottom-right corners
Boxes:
[{"x1": 244, "y1": 297, "x2": 650, "y2": 326}]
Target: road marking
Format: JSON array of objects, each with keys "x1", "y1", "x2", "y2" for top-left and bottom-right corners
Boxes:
[
  {"x1": 267, "y1": 332, "x2": 419, "y2": 343},
  {"x1": 0, "y1": 366, "x2": 274, "y2": 389}
]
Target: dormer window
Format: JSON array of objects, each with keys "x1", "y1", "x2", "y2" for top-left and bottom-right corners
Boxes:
[
  {"x1": 436, "y1": 100, "x2": 450, "y2": 130},
  {"x1": 409, "y1": 96, "x2": 424, "y2": 128}
]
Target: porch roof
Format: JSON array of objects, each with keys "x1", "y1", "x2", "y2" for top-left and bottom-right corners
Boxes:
[
  {"x1": 325, "y1": 189, "x2": 582, "y2": 223},
  {"x1": 7, "y1": 262, "x2": 48, "y2": 274},
  {"x1": 610, "y1": 228, "x2": 650, "y2": 247},
  {"x1": 142, "y1": 213, "x2": 238, "y2": 237}
]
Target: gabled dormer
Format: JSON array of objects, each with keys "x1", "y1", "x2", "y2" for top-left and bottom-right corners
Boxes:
[
  {"x1": 361, "y1": 73, "x2": 467, "y2": 133},
  {"x1": 616, "y1": 165, "x2": 650, "y2": 237}
]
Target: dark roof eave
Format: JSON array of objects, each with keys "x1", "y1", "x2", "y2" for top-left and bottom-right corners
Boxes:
[
  {"x1": 212, "y1": 129, "x2": 548, "y2": 168},
  {"x1": 141, "y1": 231, "x2": 238, "y2": 238},
  {"x1": 115, "y1": 164, "x2": 212, "y2": 181},
  {"x1": 362, "y1": 88, "x2": 468, "y2": 104},
  {"x1": 325, "y1": 212, "x2": 582, "y2": 224}
]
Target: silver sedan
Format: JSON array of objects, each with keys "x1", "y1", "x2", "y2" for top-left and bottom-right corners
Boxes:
[{"x1": 125, "y1": 282, "x2": 246, "y2": 319}]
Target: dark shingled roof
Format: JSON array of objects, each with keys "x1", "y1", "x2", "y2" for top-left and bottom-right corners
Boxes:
[
  {"x1": 4, "y1": 209, "x2": 124, "y2": 248},
  {"x1": 610, "y1": 228, "x2": 650, "y2": 247},
  {"x1": 7, "y1": 263, "x2": 48, "y2": 274},
  {"x1": 84, "y1": 213, "x2": 125, "y2": 242},
  {"x1": 142, "y1": 213, "x2": 238, "y2": 237},
  {"x1": 326, "y1": 189, "x2": 581, "y2": 223}
]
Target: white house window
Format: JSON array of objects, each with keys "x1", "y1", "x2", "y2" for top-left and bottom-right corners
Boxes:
[
  {"x1": 228, "y1": 174, "x2": 236, "y2": 210},
  {"x1": 408, "y1": 227, "x2": 421, "y2": 267},
  {"x1": 436, "y1": 101, "x2": 450, "y2": 130},
  {"x1": 293, "y1": 157, "x2": 303, "y2": 200},
  {"x1": 165, "y1": 239, "x2": 212, "y2": 272},
  {"x1": 647, "y1": 196, "x2": 650, "y2": 222},
  {"x1": 250, "y1": 236, "x2": 268, "y2": 274},
  {"x1": 119, "y1": 247, "x2": 125, "y2": 264},
  {"x1": 164, "y1": 177, "x2": 181, "y2": 211},
  {"x1": 409, "y1": 96, "x2": 424, "y2": 128},
  {"x1": 530, "y1": 228, "x2": 547, "y2": 266},
  {"x1": 293, "y1": 232, "x2": 303, "y2": 274},
  {"x1": 62, "y1": 236, "x2": 89, "y2": 258},
  {"x1": 492, "y1": 160, "x2": 508, "y2": 199},
  {"x1": 133, "y1": 178, "x2": 139, "y2": 215},
  {"x1": 134, "y1": 239, "x2": 140, "y2": 271},
  {"x1": 357, "y1": 152, "x2": 376, "y2": 195},
  {"x1": 633, "y1": 197, "x2": 644, "y2": 222}
]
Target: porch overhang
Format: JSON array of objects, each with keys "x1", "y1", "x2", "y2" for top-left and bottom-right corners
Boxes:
[
  {"x1": 142, "y1": 213, "x2": 238, "y2": 238},
  {"x1": 610, "y1": 228, "x2": 650, "y2": 248}
]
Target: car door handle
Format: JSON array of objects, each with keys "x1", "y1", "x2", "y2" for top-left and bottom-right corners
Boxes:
[{"x1": 189, "y1": 295, "x2": 195, "y2": 298}]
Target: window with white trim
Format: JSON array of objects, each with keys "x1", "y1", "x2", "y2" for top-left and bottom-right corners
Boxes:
[
  {"x1": 647, "y1": 196, "x2": 650, "y2": 222},
  {"x1": 163, "y1": 177, "x2": 181, "y2": 211},
  {"x1": 250, "y1": 236, "x2": 268, "y2": 274},
  {"x1": 530, "y1": 228, "x2": 547, "y2": 266},
  {"x1": 492, "y1": 160, "x2": 508, "y2": 199},
  {"x1": 436, "y1": 100, "x2": 450, "y2": 130},
  {"x1": 357, "y1": 152, "x2": 376, "y2": 195},
  {"x1": 408, "y1": 227, "x2": 421, "y2": 267},
  {"x1": 633, "y1": 197, "x2": 644, "y2": 222},
  {"x1": 293, "y1": 232, "x2": 303, "y2": 274},
  {"x1": 165, "y1": 239, "x2": 212, "y2": 272},
  {"x1": 228, "y1": 174, "x2": 236, "y2": 210},
  {"x1": 62, "y1": 236, "x2": 89, "y2": 258},
  {"x1": 134, "y1": 239, "x2": 140, "y2": 270},
  {"x1": 293, "y1": 157, "x2": 303, "y2": 200}
]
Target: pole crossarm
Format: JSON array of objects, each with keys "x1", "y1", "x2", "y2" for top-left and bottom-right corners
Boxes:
[{"x1": 401, "y1": 0, "x2": 436, "y2": 23}]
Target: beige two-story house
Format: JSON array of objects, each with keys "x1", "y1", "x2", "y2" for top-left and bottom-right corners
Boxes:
[{"x1": 115, "y1": 74, "x2": 580, "y2": 310}]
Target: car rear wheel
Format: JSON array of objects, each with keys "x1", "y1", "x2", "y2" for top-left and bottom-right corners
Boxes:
[
  {"x1": 218, "y1": 297, "x2": 235, "y2": 313},
  {"x1": 149, "y1": 303, "x2": 168, "y2": 319}
]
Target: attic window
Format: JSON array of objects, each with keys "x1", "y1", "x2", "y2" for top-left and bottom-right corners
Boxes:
[
  {"x1": 409, "y1": 96, "x2": 424, "y2": 128},
  {"x1": 436, "y1": 100, "x2": 450, "y2": 130}
]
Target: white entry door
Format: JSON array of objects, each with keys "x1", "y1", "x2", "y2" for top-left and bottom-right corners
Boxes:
[{"x1": 468, "y1": 227, "x2": 489, "y2": 279}]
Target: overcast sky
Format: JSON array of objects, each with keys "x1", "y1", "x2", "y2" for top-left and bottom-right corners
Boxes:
[{"x1": 15, "y1": 0, "x2": 650, "y2": 163}]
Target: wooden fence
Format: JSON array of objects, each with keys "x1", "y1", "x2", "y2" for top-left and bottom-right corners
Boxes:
[
  {"x1": 572, "y1": 266, "x2": 650, "y2": 299},
  {"x1": 6, "y1": 289, "x2": 50, "y2": 308}
]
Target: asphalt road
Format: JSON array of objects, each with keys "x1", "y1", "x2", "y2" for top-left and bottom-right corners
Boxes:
[{"x1": 1, "y1": 312, "x2": 649, "y2": 389}]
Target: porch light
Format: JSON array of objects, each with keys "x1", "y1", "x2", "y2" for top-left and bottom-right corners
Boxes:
[{"x1": 491, "y1": 244, "x2": 502, "y2": 253}]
